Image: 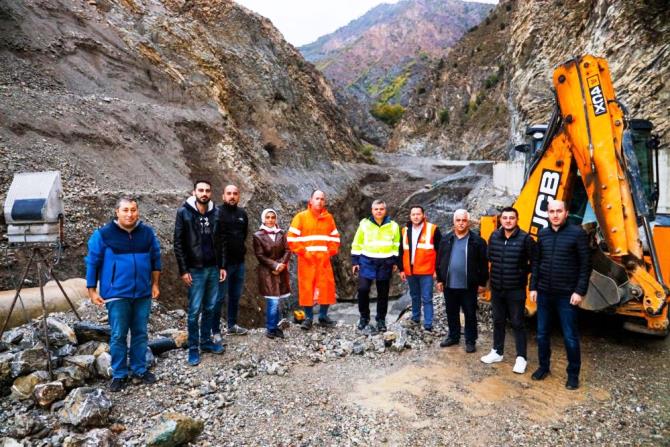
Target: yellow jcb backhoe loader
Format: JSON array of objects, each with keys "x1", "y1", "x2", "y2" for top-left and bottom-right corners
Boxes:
[{"x1": 480, "y1": 55, "x2": 670, "y2": 336}]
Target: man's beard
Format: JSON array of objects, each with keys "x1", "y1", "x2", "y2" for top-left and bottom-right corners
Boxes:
[{"x1": 196, "y1": 195, "x2": 211, "y2": 204}]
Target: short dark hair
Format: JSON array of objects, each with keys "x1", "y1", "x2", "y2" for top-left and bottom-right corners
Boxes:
[
  {"x1": 115, "y1": 195, "x2": 138, "y2": 209},
  {"x1": 193, "y1": 180, "x2": 212, "y2": 190},
  {"x1": 500, "y1": 206, "x2": 519, "y2": 217},
  {"x1": 409, "y1": 205, "x2": 424, "y2": 214}
]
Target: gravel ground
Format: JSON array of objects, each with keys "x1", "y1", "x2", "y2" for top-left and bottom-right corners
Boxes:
[{"x1": 2, "y1": 296, "x2": 668, "y2": 446}]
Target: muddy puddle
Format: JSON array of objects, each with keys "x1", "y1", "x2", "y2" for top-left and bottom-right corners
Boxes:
[{"x1": 347, "y1": 349, "x2": 610, "y2": 426}]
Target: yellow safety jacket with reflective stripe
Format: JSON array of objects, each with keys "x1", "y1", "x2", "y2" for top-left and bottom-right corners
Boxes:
[{"x1": 351, "y1": 217, "x2": 400, "y2": 260}]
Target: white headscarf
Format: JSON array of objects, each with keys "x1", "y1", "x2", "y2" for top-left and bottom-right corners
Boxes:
[{"x1": 260, "y1": 208, "x2": 281, "y2": 233}]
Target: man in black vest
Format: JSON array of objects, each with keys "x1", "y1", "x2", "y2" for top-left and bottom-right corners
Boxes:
[
  {"x1": 481, "y1": 207, "x2": 535, "y2": 374},
  {"x1": 436, "y1": 209, "x2": 488, "y2": 353},
  {"x1": 530, "y1": 199, "x2": 591, "y2": 390}
]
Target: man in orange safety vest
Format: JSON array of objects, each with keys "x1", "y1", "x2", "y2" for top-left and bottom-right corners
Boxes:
[
  {"x1": 287, "y1": 190, "x2": 340, "y2": 330},
  {"x1": 398, "y1": 205, "x2": 442, "y2": 331}
]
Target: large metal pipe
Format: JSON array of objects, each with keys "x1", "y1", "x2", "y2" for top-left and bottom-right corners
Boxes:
[{"x1": 0, "y1": 278, "x2": 87, "y2": 329}]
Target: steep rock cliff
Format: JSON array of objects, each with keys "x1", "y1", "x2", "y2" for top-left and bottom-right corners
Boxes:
[
  {"x1": 0, "y1": 0, "x2": 364, "y2": 323},
  {"x1": 390, "y1": 0, "x2": 670, "y2": 160}
]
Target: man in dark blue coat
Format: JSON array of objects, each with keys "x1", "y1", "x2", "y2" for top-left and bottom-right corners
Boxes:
[
  {"x1": 86, "y1": 196, "x2": 161, "y2": 392},
  {"x1": 530, "y1": 199, "x2": 591, "y2": 390}
]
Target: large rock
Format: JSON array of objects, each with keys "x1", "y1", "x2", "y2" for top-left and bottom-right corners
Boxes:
[
  {"x1": 1, "y1": 328, "x2": 24, "y2": 345},
  {"x1": 62, "y1": 428, "x2": 116, "y2": 447},
  {"x1": 7, "y1": 412, "x2": 47, "y2": 438},
  {"x1": 11, "y1": 370, "x2": 50, "y2": 400},
  {"x1": 94, "y1": 353, "x2": 112, "y2": 379},
  {"x1": 10, "y1": 346, "x2": 49, "y2": 377},
  {"x1": 388, "y1": 323, "x2": 409, "y2": 352},
  {"x1": 63, "y1": 355, "x2": 96, "y2": 376},
  {"x1": 55, "y1": 366, "x2": 88, "y2": 389},
  {"x1": 146, "y1": 412, "x2": 204, "y2": 447},
  {"x1": 58, "y1": 387, "x2": 113, "y2": 428},
  {"x1": 73, "y1": 323, "x2": 111, "y2": 344},
  {"x1": 34, "y1": 381, "x2": 66, "y2": 407},
  {"x1": 0, "y1": 352, "x2": 14, "y2": 386},
  {"x1": 41, "y1": 317, "x2": 78, "y2": 347},
  {"x1": 76, "y1": 341, "x2": 102, "y2": 356}
]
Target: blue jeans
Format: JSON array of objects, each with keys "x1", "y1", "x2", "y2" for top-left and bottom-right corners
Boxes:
[
  {"x1": 304, "y1": 304, "x2": 329, "y2": 320},
  {"x1": 266, "y1": 297, "x2": 280, "y2": 331},
  {"x1": 106, "y1": 297, "x2": 152, "y2": 379},
  {"x1": 407, "y1": 275, "x2": 434, "y2": 328},
  {"x1": 187, "y1": 266, "x2": 219, "y2": 350},
  {"x1": 536, "y1": 292, "x2": 581, "y2": 377},
  {"x1": 214, "y1": 263, "x2": 245, "y2": 333}
]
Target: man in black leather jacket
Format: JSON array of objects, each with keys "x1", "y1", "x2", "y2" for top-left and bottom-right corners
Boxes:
[
  {"x1": 174, "y1": 180, "x2": 227, "y2": 366},
  {"x1": 529, "y1": 199, "x2": 591, "y2": 390}
]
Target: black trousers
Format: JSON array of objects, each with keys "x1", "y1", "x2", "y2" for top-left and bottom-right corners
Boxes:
[
  {"x1": 491, "y1": 288, "x2": 527, "y2": 359},
  {"x1": 444, "y1": 288, "x2": 478, "y2": 344},
  {"x1": 357, "y1": 277, "x2": 390, "y2": 322}
]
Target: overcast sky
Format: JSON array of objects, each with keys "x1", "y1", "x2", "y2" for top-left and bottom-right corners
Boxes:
[{"x1": 235, "y1": 0, "x2": 499, "y2": 47}]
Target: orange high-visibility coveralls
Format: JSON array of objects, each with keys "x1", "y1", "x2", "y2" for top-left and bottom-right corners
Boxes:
[{"x1": 287, "y1": 205, "x2": 340, "y2": 307}]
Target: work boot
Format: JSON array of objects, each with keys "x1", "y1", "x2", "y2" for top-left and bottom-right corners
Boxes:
[
  {"x1": 376, "y1": 320, "x2": 387, "y2": 333},
  {"x1": 109, "y1": 377, "x2": 127, "y2": 393},
  {"x1": 188, "y1": 349, "x2": 200, "y2": 366},
  {"x1": 300, "y1": 318, "x2": 313, "y2": 331},
  {"x1": 228, "y1": 325, "x2": 248, "y2": 336},
  {"x1": 531, "y1": 368, "x2": 550, "y2": 381},
  {"x1": 201, "y1": 341, "x2": 225, "y2": 354},
  {"x1": 565, "y1": 375, "x2": 579, "y2": 390},
  {"x1": 357, "y1": 318, "x2": 370, "y2": 331},
  {"x1": 318, "y1": 316, "x2": 337, "y2": 327},
  {"x1": 465, "y1": 342, "x2": 477, "y2": 353},
  {"x1": 131, "y1": 371, "x2": 157, "y2": 385},
  {"x1": 440, "y1": 337, "x2": 459, "y2": 347},
  {"x1": 266, "y1": 329, "x2": 285, "y2": 339}
]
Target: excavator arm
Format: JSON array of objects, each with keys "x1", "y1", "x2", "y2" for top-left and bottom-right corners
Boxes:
[{"x1": 511, "y1": 55, "x2": 669, "y2": 334}]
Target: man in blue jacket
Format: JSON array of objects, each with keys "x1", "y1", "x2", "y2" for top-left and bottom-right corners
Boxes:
[
  {"x1": 530, "y1": 199, "x2": 591, "y2": 390},
  {"x1": 86, "y1": 196, "x2": 161, "y2": 392}
]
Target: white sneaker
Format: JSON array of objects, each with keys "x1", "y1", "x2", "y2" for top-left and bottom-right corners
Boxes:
[
  {"x1": 212, "y1": 333, "x2": 222, "y2": 344},
  {"x1": 513, "y1": 356, "x2": 527, "y2": 374},
  {"x1": 480, "y1": 349, "x2": 504, "y2": 364}
]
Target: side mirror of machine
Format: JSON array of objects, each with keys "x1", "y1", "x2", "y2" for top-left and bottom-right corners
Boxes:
[{"x1": 514, "y1": 143, "x2": 530, "y2": 153}]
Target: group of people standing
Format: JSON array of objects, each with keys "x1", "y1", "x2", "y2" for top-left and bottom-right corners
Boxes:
[{"x1": 85, "y1": 182, "x2": 591, "y2": 393}]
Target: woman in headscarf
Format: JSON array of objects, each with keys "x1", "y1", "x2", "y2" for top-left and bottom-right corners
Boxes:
[{"x1": 253, "y1": 208, "x2": 291, "y2": 338}]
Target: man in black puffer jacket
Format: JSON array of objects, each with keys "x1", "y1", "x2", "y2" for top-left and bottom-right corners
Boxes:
[
  {"x1": 529, "y1": 199, "x2": 591, "y2": 390},
  {"x1": 481, "y1": 207, "x2": 535, "y2": 375}
]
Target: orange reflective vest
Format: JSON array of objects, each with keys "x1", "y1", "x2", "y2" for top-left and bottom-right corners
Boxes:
[
  {"x1": 402, "y1": 222, "x2": 437, "y2": 275},
  {"x1": 287, "y1": 205, "x2": 340, "y2": 307}
]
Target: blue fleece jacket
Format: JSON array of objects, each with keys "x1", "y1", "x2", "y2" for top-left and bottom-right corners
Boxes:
[{"x1": 85, "y1": 221, "x2": 161, "y2": 300}]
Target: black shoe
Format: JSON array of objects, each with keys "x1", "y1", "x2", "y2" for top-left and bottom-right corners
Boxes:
[
  {"x1": 531, "y1": 368, "x2": 550, "y2": 381},
  {"x1": 376, "y1": 321, "x2": 387, "y2": 333},
  {"x1": 300, "y1": 318, "x2": 313, "y2": 331},
  {"x1": 131, "y1": 371, "x2": 157, "y2": 385},
  {"x1": 318, "y1": 316, "x2": 337, "y2": 327},
  {"x1": 357, "y1": 319, "x2": 370, "y2": 331},
  {"x1": 424, "y1": 326, "x2": 433, "y2": 332},
  {"x1": 109, "y1": 377, "x2": 127, "y2": 392},
  {"x1": 266, "y1": 329, "x2": 285, "y2": 339},
  {"x1": 565, "y1": 376, "x2": 579, "y2": 390},
  {"x1": 465, "y1": 343, "x2": 476, "y2": 353},
  {"x1": 440, "y1": 337, "x2": 459, "y2": 347}
]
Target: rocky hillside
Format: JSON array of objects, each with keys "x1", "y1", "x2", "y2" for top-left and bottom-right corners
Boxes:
[
  {"x1": 0, "y1": 0, "x2": 368, "y2": 324},
  {"x1": 390, "y1": 0, "x2": 670, "y2": 160},
  {"x1": 300, "y1": 0, "x2": 493, "y2": 146}
]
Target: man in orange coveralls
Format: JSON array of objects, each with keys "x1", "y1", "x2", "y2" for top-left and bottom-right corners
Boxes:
[{"x1": 287, "y1": 190, "x2": 340, "y2": 330}]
